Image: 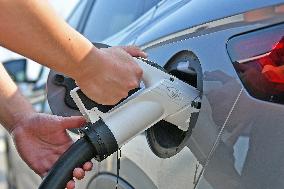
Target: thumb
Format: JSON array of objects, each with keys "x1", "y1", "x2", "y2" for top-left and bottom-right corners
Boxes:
[
  {"x1": 60, "y1": 116, "x2": 86, "y2": 130},
  {"x1": 121, "y1": 46, "x2": 147, "y2": 58}
]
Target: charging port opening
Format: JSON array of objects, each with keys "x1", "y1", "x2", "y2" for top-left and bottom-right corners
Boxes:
[{"x1": 146, "y1": 51, "x2": 202, "y2": 158}]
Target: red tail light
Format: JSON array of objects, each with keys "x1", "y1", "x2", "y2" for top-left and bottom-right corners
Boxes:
[{"x1": 227, "y1": 24, "x2": 284, "y2": 104}]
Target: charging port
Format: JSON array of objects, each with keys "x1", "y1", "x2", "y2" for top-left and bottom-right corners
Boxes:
[{"x1": 146, "y1": 51, "x2": 202, "y2": 158}]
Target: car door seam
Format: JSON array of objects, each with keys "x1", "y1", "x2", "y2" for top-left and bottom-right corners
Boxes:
[{"x1": 193, "y1": 87, "x2": 244, "y2": 189}]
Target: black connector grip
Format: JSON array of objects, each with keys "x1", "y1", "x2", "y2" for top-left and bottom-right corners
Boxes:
[
  {"x1": 80, "y1": 119, "x2": 119, "y2": 161},
  {"x1": 38, "y1": 120, "x2": 118, "y2": 189}
]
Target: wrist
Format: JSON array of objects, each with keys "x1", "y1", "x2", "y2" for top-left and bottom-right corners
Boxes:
[
  {"x1": 69, "y1": 46, "x2": 101, "y2": 81},
  {"x1": 61, "y1": 31, "x2": 97, "y2": 80},
  {"x1": 0, "y1": 88, "x2": 36, "y2": 134}
]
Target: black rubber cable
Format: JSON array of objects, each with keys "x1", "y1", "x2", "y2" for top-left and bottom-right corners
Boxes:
[{"x1": 38, "y1": 137, "x2": 96, "y2": 189}]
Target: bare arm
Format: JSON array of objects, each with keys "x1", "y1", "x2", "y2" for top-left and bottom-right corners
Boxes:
[
  {"x1": 0, "y1": 63, "x2": 34, "y2": 131},
  {"x1": 0, "y1": 0, "x2": 92, "y2": 77},
  {"x1": 0, "y1": 0, "x2": 146, "y2": 105}
]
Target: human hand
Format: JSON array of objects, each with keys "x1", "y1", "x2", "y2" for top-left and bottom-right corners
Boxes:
[
  {"x1": 10, "y1": 113, "x2": 92, "y2": 189},
  {"x1": 73, "y1": 46, "x2": 147, "y2": 105}
]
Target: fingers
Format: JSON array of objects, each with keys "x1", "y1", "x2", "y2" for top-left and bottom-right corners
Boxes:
[
  {"x1": 60, "y1": 116, "x2": 86, "y2": 130},
  {"x1": 66, "y1": 180, "x2": 75, "y2": 189},
  {"x1": 66, "y1": 162, "x2": 93, "y2": 189},
  {"x1": 73, "y1": 168, "x2": 85, "y2": 180},
  {"x1": 120, "y1": 46, "x2": 145, "y2": 84},
  {"x1": 121, "y1": 46, "x2": 147, "y2": 58},
  {"x1": 73, "y1": 162, "x2": 93, "y2": 180},
  {"x1": 83, "y1": 161, "x2": 93, "y2": 171}
]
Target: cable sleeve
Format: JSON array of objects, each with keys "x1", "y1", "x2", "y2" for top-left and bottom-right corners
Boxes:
[{"x1": 38, "y1": 137, "x2": 96, "y2": 189}]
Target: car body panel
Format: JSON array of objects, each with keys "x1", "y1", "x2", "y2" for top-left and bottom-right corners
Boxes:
[
  {"x1": 105, "y1": 0, "x2": 284, "y2": 46},
  {"x1": 135, "y1": 0, "x2": 283, "y2": 46},
  {"x1": 101, "y1": 2, "x2": 284, "y2": 189}
]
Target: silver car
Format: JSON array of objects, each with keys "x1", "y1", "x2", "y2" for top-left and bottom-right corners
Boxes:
[
  {"x1": 7, "y1": 0, "x2": 284, "y2": 189},
  {"x1": 72, "y1": 0, "x2": 284, "y2": 189}
]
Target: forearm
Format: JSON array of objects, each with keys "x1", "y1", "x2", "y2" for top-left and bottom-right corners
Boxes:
[
  {"x1": 0, "y1": 64, "x2": 34, "y2": 132},
  {"x1": 0, "y1": 0, "x2": 94, "y2": 78}
]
